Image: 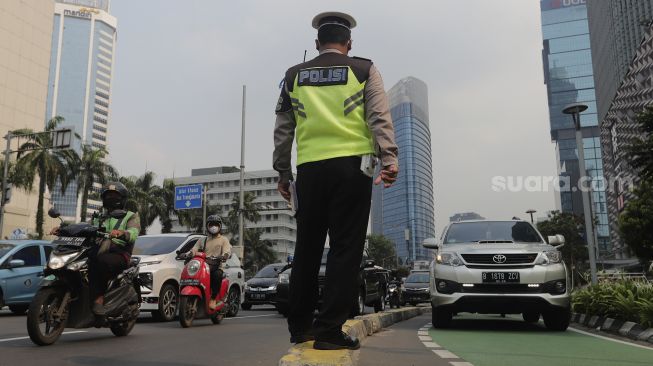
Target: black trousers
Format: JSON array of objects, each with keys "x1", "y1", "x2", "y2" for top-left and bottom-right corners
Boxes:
[
  {"x1": 88, "y1": 249, "x2": 128, "y2": 300},
  {"x1": 288, "y1": 156, "x2": 372, "y2": 339},
  {"x1": 209, "y1": 265, "x2": 223, "y2": 299}
]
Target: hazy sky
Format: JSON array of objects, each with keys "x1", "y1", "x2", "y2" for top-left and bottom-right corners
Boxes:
[{"x1": 108, "y1": 0, "x2": 559, "y2": 233}]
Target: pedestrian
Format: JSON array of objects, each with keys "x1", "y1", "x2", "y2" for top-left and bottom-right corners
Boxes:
[{"x1": 273, "y1": 11, "x2": 398, "y2": 350}]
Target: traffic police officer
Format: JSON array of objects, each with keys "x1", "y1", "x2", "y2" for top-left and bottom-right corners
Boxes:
[{"x1": 273, "y1": 12, "x2": 398, "y2": 350}]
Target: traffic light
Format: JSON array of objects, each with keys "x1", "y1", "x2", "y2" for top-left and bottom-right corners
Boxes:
[{"x1": 4, "y1": 183, "x2": 12, "y2": 204}]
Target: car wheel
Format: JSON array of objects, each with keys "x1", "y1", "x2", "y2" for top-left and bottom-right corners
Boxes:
[
  {"x1": 432, "y1": 305, "x2": 452, "y2": 329},
  {"x1": 153, "y1": 283, "x2": 178, "y2": 322},
  {"x1": 241, "y1": 302, "x2": 252, "y2": 310},
  {"x1": 350, "y1": 288, "x2": 365, "y2": 317},
  {"x1": 374, "y1": 288, "x2": 386, "y2": 313},
  {"x1": 522, "y1": 312, "x2": 540, "y2": 323},
  {"x1": 543, "y1": 307, "x2": 571, "y2": 331},
  {"x1": 8, "y1": 305, "x2": 28, "y2": 315},
  {"x1": 226, "y1": 287, "x2": 240, "y2": 317}
]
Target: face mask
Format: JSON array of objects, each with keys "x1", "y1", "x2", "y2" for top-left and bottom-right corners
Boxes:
[
  {"x1": 208, "y1": 226, "x2": 219, "y2": 235},
  {"x1": 103, "y1": 197, "x2": 122, "y2": 210}
]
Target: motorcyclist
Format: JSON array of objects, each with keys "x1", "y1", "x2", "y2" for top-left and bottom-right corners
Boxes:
[
  {"x1": 187, "y1": 215, "x2": 231, "y2": 310},
  {"x1": 50, "y1": 182, "x2": 141, "y2": 316}
]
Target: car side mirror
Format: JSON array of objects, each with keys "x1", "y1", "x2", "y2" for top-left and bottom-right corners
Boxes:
[
  {"x1": 8, "y1": 259, "x2": 25, "y2": 268},
  {"x1": 422, "y1": 238, "x2": 440, "y2": 250},
  {"x1": 548, "y1": 234, "x2": 566, "y2": 247},
  {"x1": 363, "y1": 260, "x2": 375, "y2": 268}
]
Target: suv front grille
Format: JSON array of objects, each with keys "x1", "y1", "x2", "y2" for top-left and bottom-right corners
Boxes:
[{"x1": 461, "y1": 253, "x2": 538, "y2": 264}]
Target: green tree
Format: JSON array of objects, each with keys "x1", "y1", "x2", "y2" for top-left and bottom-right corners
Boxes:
[
  {"x1": 14, "y1": 116, "x2": 79, "y2": 238},
  {"x1": 366, "y1": 233, "x2": 397, "y2": 268},
  {"x1": 627, "y1": 107, "x2": 653, "y2": 180},
  {"x1": 537, "y1": 210, "x2": 588, "y2": 286},
  {"x1": 618, "y1": 180, "x2": 653, "y2": 261},
  {"x1": 242, "y1": 229, "x2": 277, "y2": 277},
  {"x1": 177, "y1": 204, "x2": 222, "y2": 233},
  {"x1": 159, "y1": 178, "x2": 176, "y2": 233},
  {"x1": 0, "y1": 159, "x2": 35, "y2": 193},
  {"x1": 119, "y1": 171, "x2": 165, "y2": 235},
  {"x1": 69, "y1": 145, "x2": 116, "y2": 222},
  {"x1": 224, "y1": 191, "x2": 260, "y2": 237}
]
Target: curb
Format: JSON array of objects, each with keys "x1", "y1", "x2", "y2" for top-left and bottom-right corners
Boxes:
[
  {"x1": 278, "y1": 306, "x2": 430, "y2": 366},
  {"x1": 571, "y1": 312, "x2": 653, "y2": 344}
]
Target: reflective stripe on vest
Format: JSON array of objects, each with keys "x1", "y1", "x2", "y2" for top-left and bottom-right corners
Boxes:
[
  {"x1": 289, "y1": 67, "x2": 374, "y2": 165},
  {"x1": 93, "y1": 211, "x2": 134, "y2": 247}
]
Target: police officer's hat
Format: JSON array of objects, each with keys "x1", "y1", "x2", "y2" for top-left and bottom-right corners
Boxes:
[{"x1": 312, "y1": 11, "x2": 357, "y2": 30}]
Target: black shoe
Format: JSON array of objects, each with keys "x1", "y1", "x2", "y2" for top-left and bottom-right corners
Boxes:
[
  {"x1": 290, "y1": 334, "x2": 315, "y2": 344},
  {"x1": 92, "y1": 302, "x2": 106, "y2": 316},
  {"x1": 314, "y1": 333, "x2": 360, "y2": 350}
]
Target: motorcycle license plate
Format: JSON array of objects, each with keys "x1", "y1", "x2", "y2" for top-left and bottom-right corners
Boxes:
[
  {"x1": 53, "y1": 237, "x2": 86, "y2": 246},
  {"x1": 180, "y1": 279, "x2": 200, "y2": 286},
  {"x1": 482, "y1": 272, "x2": 520, "y2": 283}
]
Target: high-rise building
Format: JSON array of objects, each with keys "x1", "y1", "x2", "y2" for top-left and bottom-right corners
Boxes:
[
  {"x1": 46, "y1": 0, "x2": 116, "y2": 220},
  {"x1": 587, "y1": 0, "x2": 653, "y2": 123},
  {"x1": 540, "y1": 0, "x2": 611, "y2": 256},
  {"x1": 599, "y1": 23, "x2": 653, "y2": 263},
  {"x1": 371, "y1": 77, "x2": 435, "y2": 264},
  {"x1": 173, "y1": 168, "x2": 296, "y2": 261},
  {"x1": 0, "y1": 0, "x2": 57, "y2": 238},
  {"x1": 449, "y1": 212, "x2": 485, "y2": 223}
]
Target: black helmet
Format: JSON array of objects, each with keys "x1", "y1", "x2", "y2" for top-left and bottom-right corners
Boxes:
[
  {"x1": 101, "y1": 182, "x2": 128, "y2": 210},
  {"x1": 206, "y1": 214, "x2": 223, "y2": 227}
]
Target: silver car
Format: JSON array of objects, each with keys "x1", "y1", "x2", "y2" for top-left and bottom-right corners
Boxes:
[{"x1": 423, "y1": 220, "x2": 570, "y2": 331}]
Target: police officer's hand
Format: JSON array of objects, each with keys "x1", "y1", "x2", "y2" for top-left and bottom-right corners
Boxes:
[
  {"x1": 278, "y1": 181, "x2": 291, "y2": 201},
  {"x1": 110, "y1": 229, "x2": 125, "y2": 239},
  {"x1": 375, "y1": 164, "x2": 398, "y2": 188}
]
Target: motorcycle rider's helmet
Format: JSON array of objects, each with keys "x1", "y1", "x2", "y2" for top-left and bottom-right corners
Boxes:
[
  {"x1": 101, "y1": 182, "x2": 128, "y2": 211},
  {"x1": 206, "y1": 215, "x2": 223, "y2": 234}
]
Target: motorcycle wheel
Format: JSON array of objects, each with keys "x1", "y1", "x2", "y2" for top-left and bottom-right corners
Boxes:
[
  {"x1": 27, "y1": 288, "x2": 69, "y2": 346},
  {"x1": 211, "y1": 312, "x2": 223, "y2": 324},
  {"x1": 178, "y1": 296, "x2": 197, "y2": 328},
  {"x1": 110, "y1": 318, "x2": 136, "y2": 337}
]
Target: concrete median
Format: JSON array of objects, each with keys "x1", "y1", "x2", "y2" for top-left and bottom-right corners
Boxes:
[{"x1": 278, "y1": 306, "x2": 430, "y2": 366}]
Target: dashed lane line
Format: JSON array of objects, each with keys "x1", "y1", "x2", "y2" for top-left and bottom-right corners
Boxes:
[
  {"x1": 0, "y1": 331, "x2": 87, "y2": 343},
  {"x1": 418, "y1": 322, "x2": 475, "y2": 366},
  {"x1": 432, "y1": 350, "x2": 459, "y2": 359},
  {"x1": 224, "y1": 314, "x2": 278, "y2": 320}
]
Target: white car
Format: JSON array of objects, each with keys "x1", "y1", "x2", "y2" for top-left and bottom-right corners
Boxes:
[{"x1": 133, "y1": 234, "x2": 245, "y2": 321}]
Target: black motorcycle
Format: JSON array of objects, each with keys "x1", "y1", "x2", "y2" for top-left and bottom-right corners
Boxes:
[
  {"x1": 387, "y1": 281, "x2": 402, "y2": 309},
  {"x1": 26, "y1": 209, "x2": 141, "y2": 346}
]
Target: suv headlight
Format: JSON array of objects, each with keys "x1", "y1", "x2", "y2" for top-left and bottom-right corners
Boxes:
[
  {"x1": 278, "y1": 273, "x2": 289, "y2": 284},
  {"x1": 535, "y1": 250, "x2": 562, "y2": 266},
  {"x1": 48, "y1": 252, "x2": 78, "y2": 269},
  {"x1": 186, "y1": 260, "x2": 201, "y2": 276},
  {"x1": 436, "y1": 252, "x2": 464, "y2": 266}
]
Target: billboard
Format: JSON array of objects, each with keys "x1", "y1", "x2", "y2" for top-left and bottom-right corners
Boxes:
[{"x1": 541, "y1": 0, "x2": 586, "y2": 11}]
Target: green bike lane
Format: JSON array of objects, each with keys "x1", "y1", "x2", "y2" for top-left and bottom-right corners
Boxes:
[{"x1": 428, "y1": 314, "x2": 653, "y2": 366}]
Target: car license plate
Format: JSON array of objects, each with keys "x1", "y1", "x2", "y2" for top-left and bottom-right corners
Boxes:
[
  {"x1": 53, "y1": 237, "x2": 86, "y2": 246},
  {"x1": 482, "y1": 272, "x2": 520, "y2": 283},
  {"x1": 252, "y1": 294, "x2": 265, "y2": 300}
]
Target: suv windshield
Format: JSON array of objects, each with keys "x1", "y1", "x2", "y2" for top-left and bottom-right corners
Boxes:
[
  {"x1": 133, "y1": 236, "x2": 186, "y2": 256},
  {"x1": 406, "y1": 273, "x2": 429, "y2": 283},
  {"x1": 255, "y1": 264, "x2": 284, "y2": 278},
  {"x1": 444, "y1": 221, "x2": 543, "y2": 244},
  {"x1": 0, "y1": 243, "x2": 15, "y2": 258}
]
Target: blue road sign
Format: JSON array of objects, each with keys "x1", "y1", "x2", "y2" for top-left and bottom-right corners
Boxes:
[{"x1": 175, "y1": 184, "x2": 203, "y2": 210}]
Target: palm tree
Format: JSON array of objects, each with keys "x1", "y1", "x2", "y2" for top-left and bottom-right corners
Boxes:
[
  {"x1": 225, "y1": 191, "x2": 260, "y2": 237},
  {"x1": 0, "y1": 159, "x2": 35, "y2": 193},
  {"x1": 119, "y1": 172, "x2": 165, "y2": 235},
  {"x1": 14, "y1": 116, "x2": 79, "y2": 238},
  {"x1": 69, "y1": 145, "x2": 117, "y2": 222},
  {"x1": 243, "y1": 229, "x2": 277, "y2": 277},
  {"x1": 176, "y1": 204, "x2": 223, "y2": 233},
  {"x1": 160, "y1": 178, "x2": 176, "y2": 233}
]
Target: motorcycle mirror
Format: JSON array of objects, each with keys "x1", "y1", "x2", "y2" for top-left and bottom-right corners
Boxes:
[{"x1": 48, "y1": 208, "x2": 61, "y2": 219}]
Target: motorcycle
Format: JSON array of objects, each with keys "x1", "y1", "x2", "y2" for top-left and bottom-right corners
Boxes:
[
  {"x1": 388, "y1": 282, "x2": 402, "y2": 309},
  {"x1": 26, "y1": 209, "x2": 141, "y2": 346},
  {"x1": 176, "y1": 251, "x2": 230, "y2": 328}
]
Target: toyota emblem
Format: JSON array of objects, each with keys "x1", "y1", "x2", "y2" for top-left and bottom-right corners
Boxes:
[{"x1": 492, "y1": 254, "x2": 507, "y2": 264}]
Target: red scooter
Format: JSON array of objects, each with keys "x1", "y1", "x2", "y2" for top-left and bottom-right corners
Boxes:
[{"x1": 177, "y1": 251, "x2": 229, "y2": 327}]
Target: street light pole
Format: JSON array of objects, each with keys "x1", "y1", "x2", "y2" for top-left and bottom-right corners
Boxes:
[
  {"x1": 238, "y1": 85, "x2": 246, "y2": 258},
  {"x1": 526, "y1": 209, "x2": 536, "y2": 224},
  {"x1": 0, "y1": 132, "x2": 13, "y2": 235},
  {"x1": 563, "y1": 103, "x2": 598, "y2": 285}
]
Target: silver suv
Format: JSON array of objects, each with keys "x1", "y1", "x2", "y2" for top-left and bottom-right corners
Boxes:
[{"x1": 423, "y1": 220, "x2": 570, "y2": 331}]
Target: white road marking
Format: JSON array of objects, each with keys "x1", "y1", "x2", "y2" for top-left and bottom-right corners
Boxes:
[
  {"x1": 418, "y1": 330, "x2": 429, "y2": 336},
  {"x1": 450, "y1": 362, "x2": 474, "y2": 366},
  {"x1": 418, "y1": 335, "x2": 432, "y2": 341},
  {"x1": 0, "y1": 331, "x2": 87, "y2": 343},
  {"x1": 433, "y1": 350, "x2": 459, "y2": 359},
  {"x1": 224, "y1": 314, "x2": 278, "y2": 320},
  {"x1": 422, "y1": 341, "x2": 440, "y2": 348},
  {"x1": 568, "y1": 326, "x2": 653, "y2": 351}
]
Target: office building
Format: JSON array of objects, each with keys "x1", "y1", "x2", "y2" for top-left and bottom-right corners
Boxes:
[
  {"x1": 173, "y1": 168, "x2": 296, "y2": 261},
  {"x1": 0, "y1": 0, "x2": 57, "y2": 238},
  {"x1": 46, "y1": 0, "x2": 117, "y2": 220},
  {"x1": 540, "y1": 0, "x2": 611, "y2": 256},
  {"x1": 371, "y1": 77, "x2": 435, "y2": 264}
]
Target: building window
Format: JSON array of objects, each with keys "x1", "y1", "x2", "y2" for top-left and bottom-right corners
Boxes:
[
  {"x1": 93, "y1": 124, "x2": 107, "y2": 133},
  {"x1": 94, "y1": 107, "x2": 108, "y2": 116},
  {"x1": 95, "y1": 98, "x2": 109, "y2": 108},
  {"x1": 92, "y1": 133, "x2": 106, "y2": 142}
]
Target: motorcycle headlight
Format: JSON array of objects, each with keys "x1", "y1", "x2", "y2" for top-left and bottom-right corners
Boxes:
[
  {"x1": 536, "y1": 250, "x2": 562, "y2": 266},
  {"x1": 67, "y1": 258, "x2": 88, "y2": 271},
  {"x1": 436, "y1": 252, "x2": 464, "y2": 267},
  {"x1": 278, "y1": 273, "x2": 290, "y2": 284},
  {"x1": 48, "y1": 252, "x2": 78, "y2": 270},
  {"x1": 186, "y1": 260, "x2": 201, "y2": 276}
]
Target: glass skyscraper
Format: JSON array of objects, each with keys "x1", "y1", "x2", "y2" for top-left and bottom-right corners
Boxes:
[
  {"x1": 46, "y1": 0, "x2": 116, "y2": 219},
  {"x1": 371, "y1": 77, "x2": 435, "y2": 264},
  {"x1": 540, "y1": 0, "x2": 610, "y2": 256}
]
